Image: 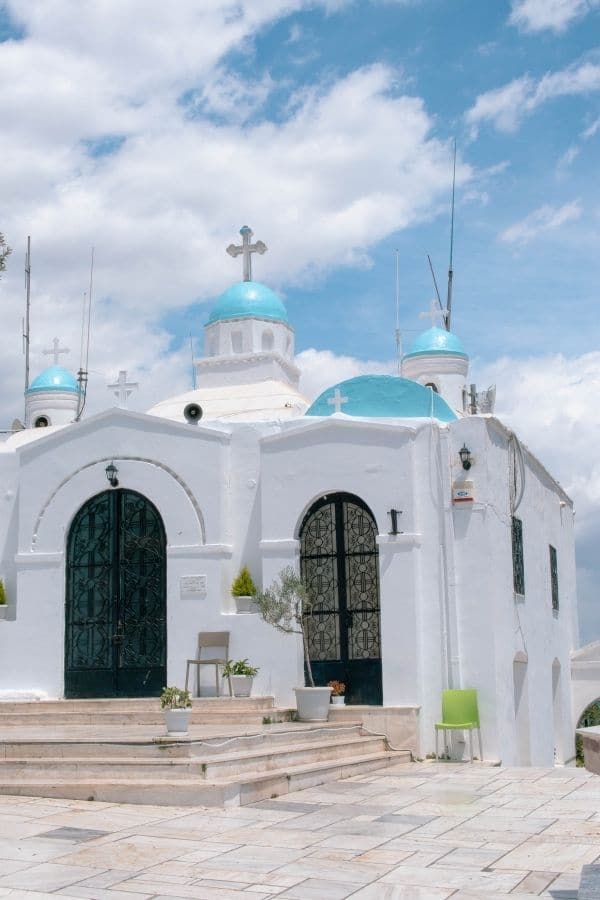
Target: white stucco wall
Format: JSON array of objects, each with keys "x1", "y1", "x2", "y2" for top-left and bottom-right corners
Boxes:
[{"x1": 0, "y1": 406, "x2": 580, "y2": 766}]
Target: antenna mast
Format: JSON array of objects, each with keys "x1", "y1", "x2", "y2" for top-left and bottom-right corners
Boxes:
[
  {"x1": 394, "y1": 249, "x2": 402, "y2": 375},
  {"x1": 76, "y1": 248, "x2": 94, "y2": 421},
  {"x1": 427, "y1": 253, "x2": 443, "y2": 311},
  {"x1": 23, "y1": 237, "x2": 31, "y2": 412},
  {"x1": 446, "y1": 138, "x2": 456, "y2": 332}
]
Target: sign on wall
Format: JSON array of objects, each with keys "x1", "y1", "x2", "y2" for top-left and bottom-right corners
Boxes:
[{"x1": 180, "y1": 575, "x2": 208, "y2": 597}]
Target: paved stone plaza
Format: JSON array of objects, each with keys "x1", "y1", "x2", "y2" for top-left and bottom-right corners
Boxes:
[{"x1": 0, "y1": 762, "x2": 598, "y2": 899}]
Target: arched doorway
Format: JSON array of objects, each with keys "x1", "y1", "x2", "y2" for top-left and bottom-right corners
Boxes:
[
  {"x1": 65, "y1": 489, "x2": 167, "y2": 698},
  {"x1": 576, "y1": 699, "x2": 600, "y2": 765},
  {"x1": 299, "y1": 493, "x2": 382, "y2": 705}
]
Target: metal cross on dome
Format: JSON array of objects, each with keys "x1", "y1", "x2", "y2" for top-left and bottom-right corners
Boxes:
[
  {"x1": 107, "y1": 370, "x2": 139, "y2": 410},
  {"x1": 226, "y1": 226, "x2": 267, "y2": 282},
  {"x1": 420, "y1": 298, "x2": 448, "y2": 329},
  {"x1": 43, "y1": 337, "x2": 69, "y2": 366},
  {"x1": 327, "y1": 387, "x2": 348, "y2": 414}
]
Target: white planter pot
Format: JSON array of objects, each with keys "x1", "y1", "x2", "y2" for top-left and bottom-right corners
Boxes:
[
  {"x1": 230, "y1": 675, "x2": 253, "y2": 698},
  {"x1": 164, "y1": 708, "x2": 191, "y2": 734},
  {"x1": 294, "y1": 686, "x2": 332, "y2": 722},
  {"x1": 0, "y1": 607, "x2": 7, "y2": 619},
  {"x1": 233, "y1": 595, "x2": 258, "y2": 614},
  {"x1": 331, "y1": 695, "x2": 345, "y2": 706}
]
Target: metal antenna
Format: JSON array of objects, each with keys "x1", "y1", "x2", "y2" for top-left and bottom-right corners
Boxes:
[
  {"x1": 190, "y1": 332, "x2": 197, "y2": 389},
  {"x1": 76, "y1": 248, "x2": 94, "y2": 421},
  {"x1": 445, "y1": 138, "x2": 457, "y2": 332},
  {"x1": 394, "y1": 249, "x2": 402, "y2": 376},
  {"x1": 23, "y1": 236, "x2": 31, "y2": 417},
  {"x1": 427, "y1": 253, "x2": 443, "y2": 310}
]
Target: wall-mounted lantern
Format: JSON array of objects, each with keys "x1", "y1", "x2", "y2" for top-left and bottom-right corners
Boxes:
[
  {"x1": 458, "y1": 445, "x2": 473, "y2": 471},
  {"x1": 388, "y1": 509, "x2": 403, "y2": 535},
  {"x1": 105, "y1": 461, "x2": 119, "y2": 488}
]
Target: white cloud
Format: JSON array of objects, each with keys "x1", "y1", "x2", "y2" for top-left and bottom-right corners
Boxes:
[
  {"x1": 499, "y1": 200, "x2": 582, "y2": 244},
  {"x1": 466, "y1": 60, "x2": 600, "y2": 134},
  {"x1": 476, "y1": 352, "x2": 600, "y2": 642},
  {"x1": 582, "y1": 116, "x2": 600, "y2": 139},
  {"x1": 297, "y1": 348, "x2": 394, "y2": 401},
  {"x1": 509, "y1": 0, "x2": 599, "y2": 33}
]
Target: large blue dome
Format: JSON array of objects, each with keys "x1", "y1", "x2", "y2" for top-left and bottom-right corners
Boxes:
[
  {"x1": 208, "y1": 281, "x2": 288, "y2": 324},
  {"x1": 26, "y1": 366, "x2": 79, "y2": 394},
  {"x1": 404, "y1": 326, "x2": 467, "y2": 359},
  {"x1": 305, "y1": 375, "x2": 457, "y2": 422}
]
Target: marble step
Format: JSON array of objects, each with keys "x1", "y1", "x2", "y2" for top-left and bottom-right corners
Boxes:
[
  {"x1": 0, "y1": 750, "x2": 409, "y2": 807},
  {"x1": 0, "y1": 721, "x2": 365, "y2": 759},
  {"x1": 0, "y1": 696, "x2": 275, "y2": 714},
  {"x1": 0, "y1": 709, "x2": 289, "y2": 726},
  {"x1": 0, "y1": 735, "x2": 386, "y2": 780}
]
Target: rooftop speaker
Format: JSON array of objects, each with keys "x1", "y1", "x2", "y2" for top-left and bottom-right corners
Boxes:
[{"x1": 183, "y1": 402, "x2": 203, "y2": 424}]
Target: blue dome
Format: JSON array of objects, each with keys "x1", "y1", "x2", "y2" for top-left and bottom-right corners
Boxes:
[
  {"x1": 404, "y1": 326, "x2": 467, "y2": 359},
  {"x1": 306, "y1": 375, "x2": 457, "y2": 422},
  {"x1": 27, "y1": 366, "x2": 79, "y2": 394},
  {"x1": 208, "y1": 281, "x2": 288, "y2": 324}
]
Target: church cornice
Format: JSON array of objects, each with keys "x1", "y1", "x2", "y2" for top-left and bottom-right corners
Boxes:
[{"x1": 197, "y1": 350, "x2": 300, "y2": 379}]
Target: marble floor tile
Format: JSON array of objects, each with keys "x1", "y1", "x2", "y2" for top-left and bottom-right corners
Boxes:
[
  {"x1": 491, "y1": 839, "x2": 600, "y2": 873},
  {"x1": 350, "y1": 885, "x2": 455, "y2": 899},
  {"x1": 0, "y1": 861, "x2": 105, "y2": 891}
]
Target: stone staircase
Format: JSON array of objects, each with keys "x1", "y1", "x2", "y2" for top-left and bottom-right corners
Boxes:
[{"x1": 0, "y1": 698, "x2": 410, "y2": 806}]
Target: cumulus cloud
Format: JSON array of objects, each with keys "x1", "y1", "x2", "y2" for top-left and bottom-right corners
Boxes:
[
  {"x1": 297, "y1": 348, "x2": 395, "y2": 400},
  {"x1": 476, "y1": 352, "x2": 600, "y2": 642},
  {"x1": 466, "y1": 60, "x2": 600, "y2": 134},
  {"x1": 499, "y1": 200, "x2": 582, "y2": 245},
  {"x1": 0, "y1": 1, "x2": 467, "y2": 426},
  {"x1": 509, "y1": 0, "x2": 600, "y2": 33}
]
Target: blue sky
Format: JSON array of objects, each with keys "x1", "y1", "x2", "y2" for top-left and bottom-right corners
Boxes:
[{"x1": 0, "y1": 0, "x2": 599, "y2": 639}]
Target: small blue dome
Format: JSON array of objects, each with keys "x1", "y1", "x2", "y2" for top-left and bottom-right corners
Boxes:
[
  {"x1": 404, "y1": 326, "x2": 467, "y2": 359},
  {"x1": 27, "y1": 366, "x2": 79, "y2": 394},
  {"x1": 305, "y1": 375, "x2": 457, "y2": 422},
  {"x1": 208, "y1": 281, "x2": 288, "y2": 324}
]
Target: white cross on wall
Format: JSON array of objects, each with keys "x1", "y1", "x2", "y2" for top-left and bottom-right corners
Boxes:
[
  {"x1": 43, "y1": 337, "x2": 70, "y2": 366},
  {"x1": 327, "y1": 387, "x2": 348, "y2": 414},
  {"x1": 419, "y1": 299, "x2": 447, "y2": 329},
  {"x1": 226, "y1": 225, "x2": 267, "y2": 282},
  {"x1": 107, "y1": 370, "x2": 139, "y2": 410}
]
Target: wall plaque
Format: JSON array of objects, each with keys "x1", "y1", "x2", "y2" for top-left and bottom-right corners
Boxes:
[{"x1": 180, "y1": 575, "x2": 207, "y2": 597}]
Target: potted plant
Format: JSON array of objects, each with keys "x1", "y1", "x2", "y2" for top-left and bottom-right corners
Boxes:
[
  {"x1": 160, "y1": 686, "x2": 192, "y2": 734},
  {"x1": 0, "y1": 579, "x2": 7, "y2": 619},
  {"x1": 328, "y1": 680, "x2": 346, "y2": 705},
  {"x1": 223, "y1": 659, "x2": 259, "y2": 697},
  {"x1": 231, "y1": 566, "x2": 258, "y2": 614},
  {"x1": 254, "y1": 566, "x2": 332, "y2": 721}
]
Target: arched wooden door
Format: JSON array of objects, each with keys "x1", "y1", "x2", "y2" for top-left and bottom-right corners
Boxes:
[
  {"x1": 65, "y1": 489, "x2": 167, "y2": 698},
  {"x1": 299, "y1": 493, "x2": 382, "y2": 705}
]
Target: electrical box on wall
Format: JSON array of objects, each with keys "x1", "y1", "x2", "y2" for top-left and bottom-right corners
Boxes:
[{"x1": 453, "y1": 480, "x2": 474, "y2": 503}]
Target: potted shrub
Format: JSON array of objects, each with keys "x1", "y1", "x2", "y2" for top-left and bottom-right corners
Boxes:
[
  {"x1": 254, "y1": 566, "x2": 332, "y2": 721},
  {"x1": 231, "y1": 566, "x2": 258, "y2": 614},
  {"x1": 0, "y1": 579, "x2": 6, "y2": 619},
  {"x1": 328, "y1": 680, "x2": 346, "y2": 706},
  {"x1": 223, "y1": 659, "x2": 259, "y2": 697},
  {"x1": 160, "y1": 686, "x2": 192, "y2": 734}
]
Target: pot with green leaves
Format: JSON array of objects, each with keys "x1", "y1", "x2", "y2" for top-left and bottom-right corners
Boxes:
[
  {"x1": 231, "y1": 566, "x2": 258, "y2": 613},
  {"x1": 222, "y1": 659, "x2": 259, "y2": 697},
  {"x1": 0, "y1": 579, "x2": 6, "y2": 619},
  {"x1": 160, "y1": 686, "x2": 192, "y2": 734},
  {"x1": 254, "y1": 567, "x2": 332, "y2": 721}
]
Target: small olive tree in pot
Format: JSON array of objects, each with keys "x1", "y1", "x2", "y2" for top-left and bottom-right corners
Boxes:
[
  {"x1": 254, "y1": 566, "x2": 331, "y2": 721},
  {"x1": 0, "y1": 579, "x2": 7, "y2": 619}
]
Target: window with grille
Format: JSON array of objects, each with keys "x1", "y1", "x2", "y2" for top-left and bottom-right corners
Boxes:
[
  {"x1": 512, "y1": 516, "x2": 525, "y2": 595},
  {"x1": 549, "y1": 545, "x2": 559, "y2": 612}
]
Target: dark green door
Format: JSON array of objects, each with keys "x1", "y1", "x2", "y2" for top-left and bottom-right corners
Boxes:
[
  {"x1": 65, "y1": 489, "x2": 167, "y2": 698},
  {"x1": 300, "y1": 493, "x2": 382, "y2": 705}
]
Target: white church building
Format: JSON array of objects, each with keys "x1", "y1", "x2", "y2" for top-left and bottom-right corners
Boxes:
[{"x1": 0, "y1": 227, "x2": 587, "y2": 766}]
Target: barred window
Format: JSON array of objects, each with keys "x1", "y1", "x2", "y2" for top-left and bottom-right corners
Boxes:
[
  {"x1": 512, "y1": 517, "x2": 525, "y2": 595},
  {"x1": 550, "y1": 545, "x2": 559, "y2": 612}
]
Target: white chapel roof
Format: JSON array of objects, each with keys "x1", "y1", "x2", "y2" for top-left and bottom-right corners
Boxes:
[{"x1": 147, "y1": 378, "x2": 308, "y2": 423}]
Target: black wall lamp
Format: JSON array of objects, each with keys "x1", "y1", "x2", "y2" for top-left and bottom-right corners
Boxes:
[
  {"x1": 458, "y1": 445, "x2": 473, "y2": 471},
  {"x1": 388, "y1": 509, "x2": 403, "y2": 535},
  {"x1": 105, "y1": 461, "x2": 119, "y2": 487}
]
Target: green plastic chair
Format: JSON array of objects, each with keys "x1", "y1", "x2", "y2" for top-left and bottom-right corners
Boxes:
[{"x1": 435, "y1": 688, "x2": 482, "y2": 762}]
